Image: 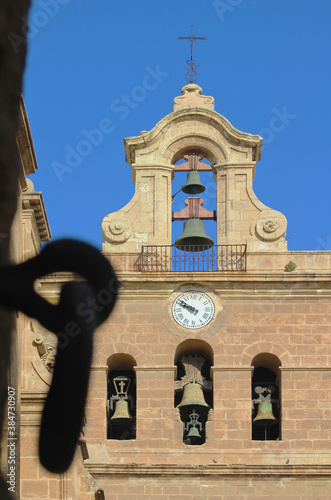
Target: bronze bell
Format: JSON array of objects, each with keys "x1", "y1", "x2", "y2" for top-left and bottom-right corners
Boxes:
[
  {"x1": 110, "y1": 400, "x2": 134, "y2": 423},
  {"x1": 174, "y1": 218, "x2": 214, "y2": 251},
  {"x1": 177, "y1": 382, "x2": 210, "y2": 416},
  {"x1": 253, "y1": 401, "x2": 278, "y2": 427},
  {"x1": 182, "y1": 170, "x2": 206, "y2": 195},
  {"x1": 186, "y1": 425, "x2": 203, "y2": 444}
]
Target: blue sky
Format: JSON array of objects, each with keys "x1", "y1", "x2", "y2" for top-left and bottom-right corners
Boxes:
[{"x1": 23, "y1": 0, "x2": 331, "y2": 251}]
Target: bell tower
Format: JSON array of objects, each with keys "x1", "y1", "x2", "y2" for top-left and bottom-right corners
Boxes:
[
  {"x1": 17, "y1": 63, "x2": 331, "y2": 497},
  {"x1": 102, "y1": 83, "x2": 287, "y2": 265},
  {"x1": 77, "y1": 82, "x2": 331, "y2": 500}
]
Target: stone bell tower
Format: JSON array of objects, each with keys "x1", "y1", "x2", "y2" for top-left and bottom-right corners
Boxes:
[
  {"x1": 102, "y1": 83, "x2": 287, "y2": 259},
  {"x1": 18, "y1": 83, "x2": 331, "y2": 499},
  {"x1": 86, "y1": 83, "x2": 331, "y2": 499}
]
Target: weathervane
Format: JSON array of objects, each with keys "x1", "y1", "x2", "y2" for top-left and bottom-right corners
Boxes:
[{"x1": 178, "y1": 25, "x2": 207, "y2": 83}]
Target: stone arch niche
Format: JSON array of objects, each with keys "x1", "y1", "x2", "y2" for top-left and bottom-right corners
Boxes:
[
  {"x1": 106, "y1": 353, "x2": 137, "y2": 440},
  {"x1": 102, "y1": 83, "x2": 287, "y2": 256},
  {"x1": 251, "y1": 353, "x2": 281, "y2": 441},
  {"x1": 174, "y1": 339, "x2": 214, "y2": 445}
]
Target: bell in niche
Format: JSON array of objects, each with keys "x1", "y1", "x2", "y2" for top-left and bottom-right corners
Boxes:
[
  {"x1": 182, "y1": 170, "x2": 206, "y2": 195},
  {"x1": 177, "y1": 381, "x2": 210, "y2": 416},
  {"x1": 252, "y1": 385, "x2": 278, "y2": 427},
  {"x1": 253, "y1": 401, "x2": 278, "y2": 427},
  {"x1": 187, "y1": 426, "x2": 202, "y2": 440},
  {"x1": 174, "y1": 218, "x2": 214, "y2": 251},
  {"x1": 110, "y1": 399, "x2": 134, "y2": 423},
  {"x1": 186, "y1": 423, "x2": 204, "y2": 445},
  {"x1": 185, "y1": 409, "x2": 204, "y2": 445}
]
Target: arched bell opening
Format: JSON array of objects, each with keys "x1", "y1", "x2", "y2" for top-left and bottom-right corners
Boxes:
[
  {"x1": 106, "y1": 354, "x2": 137, "y2": 440},
  {"x1": 174, "y1": 340, "x2": 214, "y2": 445},
  {"x1": 251, "y1": 353, "x2": 281, "y2": 441},
  {"x1": 172, "y1": 152, "x2": 216, "y2": 252}
]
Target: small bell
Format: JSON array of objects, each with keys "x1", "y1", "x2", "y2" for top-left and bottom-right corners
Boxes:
[
  {"x1": 186, "y1": 425, "x2": 203, "y2": 444},
  {"x1": 184, "y1": 409, "x2": 204, "y2": 445},
  {"x1": 110, "y1": 400, "x2": 134, "y2": 423}
]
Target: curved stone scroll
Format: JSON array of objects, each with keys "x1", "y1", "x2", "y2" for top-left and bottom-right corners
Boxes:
[
  {"x1": 102, "y1": 218, "x2": 131, "y2": 244},
  {"x1": 255, "y1": 210, "x2": 287, "y2": 242},
  {"x1": 0, "y1": 240, "x2": 118, "y2": 474}
]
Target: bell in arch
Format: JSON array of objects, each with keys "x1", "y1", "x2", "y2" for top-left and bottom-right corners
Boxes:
[
  {"x1": 110, "y1": 399, "x2": 134, "y2": 423},
  {"x1": 174, "y1": 218, "x2": 214, "y2": 251},
  {"x1": 253, "y1": 401, "x2": 278, "y2": 427},
  {"x1": 252, "y1": 386, "x2": 278, "y2": 427},
  {"x1": 182, "y1": 170, "x2": 205, "y2": 195},
  {"x1": 177, "y1": 382, "x2": 210, "y2": 416}
]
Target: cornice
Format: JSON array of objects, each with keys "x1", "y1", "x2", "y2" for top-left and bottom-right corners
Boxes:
[
  {"x1": 22, "y1": 190, "x2": 51, "y2": 242},
  {"x1": 85, "y1": 462, "x2": 331, "y2": 478},
  {"x1": 134, "y1": 366, "x2": 176, "y2": 373},
  {"x1": 17, "y1": 96, "x2": 38, "y2": 191},
  {"x1": 211, "y1": 366, "x2": 254, "y2": 373},
  {"x1": 280, "y1": 366, "x2": 331, "y2": 372},
  {"x1": 36, "y1": 272, "x2": 331, "y2": 301},
  {"x1": 21, "y1": 391, "x2": 47, "y2": 404}
]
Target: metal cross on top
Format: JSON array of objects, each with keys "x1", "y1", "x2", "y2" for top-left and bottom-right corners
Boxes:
[{"x1": 178, "y1": 25, "x2": 207, "y2": 83}]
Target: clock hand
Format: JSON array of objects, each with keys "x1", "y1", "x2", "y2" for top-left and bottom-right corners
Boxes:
[{"x1": 178, "y1": 300, "x2": 199, "y2": 314}]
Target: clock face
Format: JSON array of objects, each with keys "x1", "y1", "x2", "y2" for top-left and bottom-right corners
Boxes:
[{"x1": 172, "y1": 291, "x2": 215, "y2": 329}]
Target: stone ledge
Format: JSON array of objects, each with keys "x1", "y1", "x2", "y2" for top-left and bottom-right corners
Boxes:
[
  {"x1": 86, "y1": 462, "x2": 331, "y2": 477},
  {"x1": 22, "y1": 189, "x2": 51, "y2": 242}
]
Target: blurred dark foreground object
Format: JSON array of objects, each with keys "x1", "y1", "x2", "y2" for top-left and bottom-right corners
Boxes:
[{"x1": 0, "y1": 239, "x2": 118, "y2": 473}]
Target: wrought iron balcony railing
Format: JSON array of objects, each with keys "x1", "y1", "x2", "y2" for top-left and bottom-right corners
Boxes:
[{"x1": 134, "y1": 244, "x2": 247, "y2": 272}]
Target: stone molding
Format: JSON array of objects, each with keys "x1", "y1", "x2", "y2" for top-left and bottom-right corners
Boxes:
[
  {"x1": 211, "y1": 366, "x2": 254, "y2": 373},
  {"x1": 134, "y1": 366, "x2": 177, "y2": 373},
  {"x1": 21, "y1": 391, "x2": 47, "y2": 426},
  {"x1": 22, "y1": 182, "x2": 51, "y2": 242},
  {"x1": 21, "y1": 391, "x2": 48, "y2": 402},
  {"x1": 17, "y1": 96, "x2": 38, "y2": 192},
  {"x1": 86, "y1": 462, "x2": 331, "y2": 478},
  {"x1": 21, "y1": 208, "x2": 42, "y2": 257},
  {"x1": 280, "y1": 367, "x2": 331, "y2": 372},
  {"x1": 91, "y1": 366, "x2": 108, "y2": 372},
  {"x1": 36, "y1": 271, "x2": 331, "y2": 302},
  {"x1": 124, "y1": 106, "x2": 262, "y2": 166}
]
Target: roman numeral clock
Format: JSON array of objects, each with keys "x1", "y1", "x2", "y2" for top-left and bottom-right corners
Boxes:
[{"x1": 172, "y1": 291, "x2": 215, "y2": 329}]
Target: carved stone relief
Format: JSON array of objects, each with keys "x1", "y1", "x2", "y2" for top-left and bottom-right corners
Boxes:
[
  {"x1": 102, "y1": 218, "x2": 131, "y2": 244},
  {"x1": 32, "y1": 327, "x2": 58, "y2": 373},
  {"x1": 255, "y1": 211, "x2": 287, "y2": 242},
  {"x1": 175, "y1": 355, "x2": 212, "y2": 392}
]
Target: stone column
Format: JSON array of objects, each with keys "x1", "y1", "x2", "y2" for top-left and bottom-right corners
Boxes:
[
  {"x1": 85, "y1": 367, "x2": 108, "y2": 441},
  {"x1": 214, "y1": 163, "x2": 257, "y2": 246},
  {"x1": 211, "y1": 367, "x2": 253, "y2": 446},
  {"x1": 135, "y1": 367, "x2": 178, "y2": 449},
  {"x1": 102, "y1": 164, "x2": 174, "y2": 253},
  {"x1": 214, "y1": 162, "x2": 287, "y2": 251}
]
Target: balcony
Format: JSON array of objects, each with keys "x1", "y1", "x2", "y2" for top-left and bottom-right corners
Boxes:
[{"x1": 134, "y1": 245, "x2": 247, "y2": 273}]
